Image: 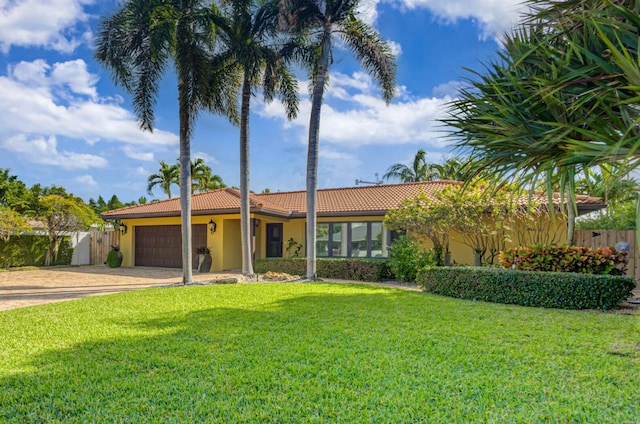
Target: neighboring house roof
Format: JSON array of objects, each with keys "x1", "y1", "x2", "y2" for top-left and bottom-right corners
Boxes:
[{"x1": 101, "y1": 181, "x2": 606, "y2": 220}]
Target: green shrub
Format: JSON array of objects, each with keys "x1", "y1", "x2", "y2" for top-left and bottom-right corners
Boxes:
[
  {"x1": 255, "y1": 258, "x2": 392, "y2": 282},
  {"x1": 499, "y1": 244, "x2": 628, "y2": 275},
  {"x1": 388, "y1": 236, "x2": 437, "y2": 282},
  {"x1": 0, "y1": 235, "x2": 73, "y2": 268},
  {"x1": 52, "y1": 239, "x2": 74, "y2": 266},
  {"x1": 417, "y1": 267, "x2": 636, "y2": 310}
]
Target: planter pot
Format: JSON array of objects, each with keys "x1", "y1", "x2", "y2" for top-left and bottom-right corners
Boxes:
[{"x1": 199, "y1": 254, "x2": 212, "y2": 273}]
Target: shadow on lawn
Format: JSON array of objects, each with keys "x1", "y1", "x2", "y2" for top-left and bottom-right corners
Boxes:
[
  {"x1": 1, "y1": 289, "x2": 435, "y2": 422},
  {"x1": 1, "y1": 285, "x2": 638, "y2": 422}
]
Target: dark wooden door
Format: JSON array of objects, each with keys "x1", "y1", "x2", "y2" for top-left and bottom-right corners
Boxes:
[
  {"x1": 266, "y1": 223, "x2": 283, "y2": 258},
  {"x1": 135, "y1": 224, "x2": 206, "y2": 267}
]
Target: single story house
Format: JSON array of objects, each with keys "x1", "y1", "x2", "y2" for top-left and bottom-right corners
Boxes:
[{"x1": 101, "y1": 181, "x2": 605, "y2": 271}]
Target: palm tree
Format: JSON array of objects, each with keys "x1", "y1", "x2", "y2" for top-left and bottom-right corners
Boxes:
[
  {"x1": 433, "y1": 157, "x2": 470, "y2": 181},
  {"x1": 215, "y1": 0, "x2": 299, "y2": 277},
  {"x1": 96, "y1": 0, "x2": 239, "y2": 284},
  {"x1": 147, "y1": 161, "x2": 180, "y2": 198},
  {"x1": 383, "y1": 149, "x2": 439, "y2": 182},
  {"x1": 190, "y1": 158, "x2": 226, "y2": 193},
  {"x1": 279, "y1": 0, "x2": 396, "y2": 279}
]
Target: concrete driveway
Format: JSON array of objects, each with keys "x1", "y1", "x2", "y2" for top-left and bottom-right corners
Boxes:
[{"x1": 0, "y1": 266, "x2": 240, "y2": 312}]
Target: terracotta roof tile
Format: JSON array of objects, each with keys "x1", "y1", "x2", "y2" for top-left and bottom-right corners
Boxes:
[{"x1": 101, "y1": 181, "x2": 605, "y2": 219}]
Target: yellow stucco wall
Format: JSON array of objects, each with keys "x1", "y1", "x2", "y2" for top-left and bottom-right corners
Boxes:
[
  {"x1": 119, "y1": 214, "x2": 244, "y2": 271},
  {"x1": 410, "y1": 213, "x2": 568, "y2": 265},
  {"x1": 119, "y1": 211, "x2": 568, "y2": 269}
]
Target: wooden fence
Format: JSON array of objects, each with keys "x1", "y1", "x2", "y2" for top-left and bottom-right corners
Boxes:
[
  {"x1": 574, "y1": 230, "x2": 639, "y2": 278},
  {"x1": 90, "y1": 231, "x2": 120, "y2": 266}
]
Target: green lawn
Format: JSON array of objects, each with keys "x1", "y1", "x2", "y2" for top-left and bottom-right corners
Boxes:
[{"x1": 0, "y1": 283, "x2": 638, "y2": 422}]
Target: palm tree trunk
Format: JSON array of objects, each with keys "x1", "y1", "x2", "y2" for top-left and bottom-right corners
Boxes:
[
  {"x1": 240, "y1": 75, "x2": 254, "y2": 276},
  {"x1": 178, "y1": 79, "x2": 194, "y2": 285},
  {"x1": 305, "y1": 27, "x2": 332, "y2": 281}
]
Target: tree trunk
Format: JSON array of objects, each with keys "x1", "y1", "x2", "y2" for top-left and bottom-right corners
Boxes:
[
  {"x1": 305, "y1": 27, "x2": 332, "y2": 281},
  {"x1": 178, "y1": 79, "x2": 193, "y2": 285},
  {"x1": 566, "y1": 184, "x2": 576, "y2": 246},
  {"x1": 240, "y1": 75, "x2": 254, "y2": 276}
]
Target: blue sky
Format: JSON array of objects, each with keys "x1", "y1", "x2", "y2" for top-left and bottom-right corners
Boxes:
[{"x1": 0, "y1": 0, "x2": 529, "y2": 203}]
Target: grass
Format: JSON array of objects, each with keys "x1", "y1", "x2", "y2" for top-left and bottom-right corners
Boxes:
[{"x1": 0, "y1": 283, "x2": 638, "y2": 422}]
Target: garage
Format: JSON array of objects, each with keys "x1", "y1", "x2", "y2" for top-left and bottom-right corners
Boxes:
[{"x1": 135, "y1": 225, "x2": 207, "y2": 268}]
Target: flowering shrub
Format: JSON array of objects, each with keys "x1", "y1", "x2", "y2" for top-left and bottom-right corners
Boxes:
[{"x1": 499, "y1": 244, "x2": 627, "y2": 275}]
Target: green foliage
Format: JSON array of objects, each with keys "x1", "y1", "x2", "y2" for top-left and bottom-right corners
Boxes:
[
  {"x1": 576, "y1": 201, "x2": 636, "y2": 230},
  {"x1": 417, "y1": 267, "x2": 635, "y2": 310},
  {"x1": 0, "y1": 284, "x2": 638, "y2": 422},
  {"x1": 499, "y1": 245, "x2": 627, "y2": 275},
  {"x1": 387, "y1": 236, "x2": 437, "y2": 282},
  {"x1": 0, "y1": 235, "x2": 73, "y2": 268},
  {"x1": 0, "y1": 206, "x2": 30, "y2": 241},
  {"x1": 255, "y1": 257, "x2": 392, "y2": 281},
  {"x1": 285, "y1": 237, "x2": 302, "y2": 258},
  {"x1": 384, "y1": 191, "x2": 450, "y2": 257},
  {"x1": 106, "y1": 248, "x2": 120, "y2": 268}
]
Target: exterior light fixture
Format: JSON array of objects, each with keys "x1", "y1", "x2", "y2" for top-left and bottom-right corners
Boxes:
[
  {"x1": 119, "y1": 222, "x2": 128, "y2": 235},
  {"x1": 209, "y1": 219, "x2": 217, "y2": 234}
]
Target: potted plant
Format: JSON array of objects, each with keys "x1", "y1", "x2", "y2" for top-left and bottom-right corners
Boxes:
[
  {"x1": 106, "y1": 245, "x2": 123, "y2": 268},
  {"x1": 196, "y1": 246, "x2": 211, "y2": 272}
]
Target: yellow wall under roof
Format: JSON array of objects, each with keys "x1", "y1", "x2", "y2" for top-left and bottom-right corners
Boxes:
[{"x1": 117, "y1": 211, "x2": 567, "y2": 271}]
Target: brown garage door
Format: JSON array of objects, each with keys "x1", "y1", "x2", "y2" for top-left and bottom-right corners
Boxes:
[{"x1": 135, "y1": 225, "x2": 207, "y2": 268}]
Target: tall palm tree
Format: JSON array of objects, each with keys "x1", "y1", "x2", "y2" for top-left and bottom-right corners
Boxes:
[
  {"x1": 147, "y1": 161, "x2": 180, "y2": 198},
  {"x1": 383, "y1": 149, "x2": 439, "y2": 182},
  {"x1": 215, "y1": 0, "x2": 299, "y2": 277},
  {"x1": 279, "y1": 0, "x2": 396, "y2": 279},
  {"x1": 96, "y1": 0, "x2": 239, "y2": 284}
]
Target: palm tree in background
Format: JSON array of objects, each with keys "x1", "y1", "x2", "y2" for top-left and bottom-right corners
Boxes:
[
  {"x1": 214, "y1": 0, "x2": 299, "y2": 276},
  {"x1": 433, "y1": 157, "x2": 470, "y2": 181},
  {"x1": 279, "y1": 0, "x2": 397, "y2": 279},
  {"x1": 383, "y1": 149, "x2": 439, "y2": 183},
  {"x1": 191, "y1": 158, "x2": 226, "y2": 193},
  {"x1": 147, "y1": 161, "x2": 180, "y2": 198},
  {"x1": 96, "y1": 0, "x2": 240, "y2": 284}
]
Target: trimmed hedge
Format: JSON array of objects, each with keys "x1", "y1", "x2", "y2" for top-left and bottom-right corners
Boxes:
[
  {"x1": 0, "y1": 235, "x2": 73, "y2": 268},
  {"x1": 417, "y1": 267, "x2": 636, "y2": 310},
  {"x1": 255, "y1": 258, "x2": 392, "y2": 282}
]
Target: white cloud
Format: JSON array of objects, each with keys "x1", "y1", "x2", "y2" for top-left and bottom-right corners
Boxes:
[
  {"x1": 134, "y1": 166, "x2": 150, "y2": 176},
  {"x1": 432, "y1": 80, "x2": 464, "y2": 98},
  {"x1": 392, "y1": 0, "x2": 529, "y2": 40},
  {"x1": 74, "y1": 174, "x2": 98, "y2": 187},
  {"x1": 257, "y1": 72, "x2": 452, "y2": 149},
  {"x1": 0, "y1": 0, "x2": 94, "y2": 53},
  {"x1": 122, "y1": 146, "x2": 155, "y2": 162},
  {"x1": 0, "y1": 59, "x2": 178, "y2": 162},
  {"x1": 50, "y1": 60, "x2": 98, "y2": 99},
  {"x1": 193, "y1": 151, "x2": 218, "y2": 165},
  {"x1": 355, "y1": 0, "x2": 380, "y2": 25},
  {"x1": 0, "y1": 135, "x2": 108, "y2": 169}
]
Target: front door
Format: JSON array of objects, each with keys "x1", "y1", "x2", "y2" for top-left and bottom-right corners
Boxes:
[{"x1": 266, "y1": 223, "x2": 283, "y2": 258}]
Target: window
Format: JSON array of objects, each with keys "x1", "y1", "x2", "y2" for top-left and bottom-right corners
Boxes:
[
  {"x1": 370, "y1": 222, "x2": 388, "y2": 258},
  {"x1": 316, "y1": 223, "x2": 329, "y2": 257},
  {"x1": 315, "y1": 222, "x2": 389, "y2": 258}
]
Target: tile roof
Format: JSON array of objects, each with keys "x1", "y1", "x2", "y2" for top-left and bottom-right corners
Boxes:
[{"x1": 101, "y1": 181, "x2": 605, "y2": 219}]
